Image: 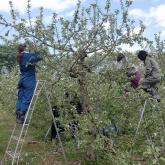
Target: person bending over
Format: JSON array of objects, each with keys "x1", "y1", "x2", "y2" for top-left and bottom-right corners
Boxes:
[{"x1": 137, "y1": 50, "x2": 161, "y2": 102}]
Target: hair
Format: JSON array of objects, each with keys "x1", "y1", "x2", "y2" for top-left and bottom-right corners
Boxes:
[
  {"x1": 117, "y1": 53, "x2": 125, "y2": 62},
  {"x1": 127, "y1": 66, "x2": 136, "y2": 77},
  {"x1": 16, "y1": 44, "x2": 26, "y2": 64},
  {"x1": 137, "y1": 50, "x2": 148, "y2": 61}
]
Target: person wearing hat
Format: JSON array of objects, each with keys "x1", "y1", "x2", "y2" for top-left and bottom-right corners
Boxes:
[
  {"x1": 137, "y1": 50, "x2": 161, "y2": 102},
  {"x1": 16, "y1": 43, "x2": 42, "y2": 124}
]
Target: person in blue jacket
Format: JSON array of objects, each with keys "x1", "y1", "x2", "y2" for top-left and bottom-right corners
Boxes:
[{"x1": 16, "y1": 43, "x2": 42, "y2": 124}]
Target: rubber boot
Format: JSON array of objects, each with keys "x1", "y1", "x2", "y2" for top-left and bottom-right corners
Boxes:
[
  {"x1": 149, "y1": 88, "x2": 161, "y2": 102},
  {"x1": 16, "y1": 110, "x2": 24, "y2": 124},
  {"x1": 21, "y1": 111, "x2": 29, "y2": 124}
]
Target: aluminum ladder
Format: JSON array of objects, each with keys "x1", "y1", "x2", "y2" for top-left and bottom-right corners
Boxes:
[
  {"x1": 2, "y1": 80, "x2": 46, "y2": 164},
  {"x1": 2, "y1": 80, "x2": 67, "y2": 165}
]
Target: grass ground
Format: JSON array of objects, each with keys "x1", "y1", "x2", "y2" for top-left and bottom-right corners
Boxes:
[
  {"x1": 0, "y1": 111, "x2": 85, "y2": 165},
  {"x1": 0, "y1": 111, "x2": 14, "y2": 161},
  {"x1": 0, "y1": 111, "x2": 155, "y2": 165}
]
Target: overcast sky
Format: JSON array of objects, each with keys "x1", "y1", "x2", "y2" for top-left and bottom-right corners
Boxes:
[{"x1": 0, "y1": 0, "x2": 165, "y2": 51}]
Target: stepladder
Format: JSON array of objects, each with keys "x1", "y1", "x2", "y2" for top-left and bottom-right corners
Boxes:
[
  {"x1": 2, "y1": 80, "x2": 64, "y2": 165},
  {"x1": 133, "y1": 97, "x2": 165, "y2": 144}
]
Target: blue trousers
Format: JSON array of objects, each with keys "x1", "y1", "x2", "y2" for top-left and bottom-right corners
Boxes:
[{"x1": 16, "y1": 76, "x2": 36, "y2": 113}]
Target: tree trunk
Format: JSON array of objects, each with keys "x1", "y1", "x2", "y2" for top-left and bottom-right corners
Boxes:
[{"x1": 78, "y1": 53, "x2": 90, "y2": 113}]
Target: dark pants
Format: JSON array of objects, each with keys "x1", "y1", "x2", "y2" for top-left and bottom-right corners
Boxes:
[
  {"x1": 50, "y1": 106, "x2": 64, "y2": 140},
  {"x1": 51, "y1": 120, "x2": 64, "y2": 140},
  {"x1": 142, "y1": 77, "x2": 160, "y2": 100},
  {"x1": 69, "y1": 120, "x2": 79, "y2": 138}
]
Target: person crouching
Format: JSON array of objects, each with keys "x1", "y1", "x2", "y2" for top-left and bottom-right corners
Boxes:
[{"x1": 137, "y1": 50, "x2": 161, "y2": 102}]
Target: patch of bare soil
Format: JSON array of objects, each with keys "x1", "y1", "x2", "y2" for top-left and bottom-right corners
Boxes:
[
  {"x1": 131, "y1": 155, "x2": 146, "y2": 165},
  {"x1": 41, "y1": 154, "x2": 81, "y2": 165}
]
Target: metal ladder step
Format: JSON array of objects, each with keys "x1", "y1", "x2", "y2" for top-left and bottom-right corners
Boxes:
[
  {"x1": 16, "y1": 123, "x2": 29, "y2": 126},
  {"x1": 34, "y1": 93, "x2": 39, "y2": 96},
  {"x1": 6, "y1": 150, "x2": 20, "y2": 159},
  {"x1": 11, "y1": 136, "x2": 24, "y2": 142},
  {"x1": 3, "y1": 80, "x2": 48, "y2": 164}
]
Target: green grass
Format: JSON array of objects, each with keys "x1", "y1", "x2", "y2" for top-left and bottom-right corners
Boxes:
[
  {"x1": 0, "y1": 111, "x2": 85, "y2": 165},
  {"x1": 1, "y1": 110, "x2": 146, "y2": 165},
  {"x1": 0, "y1": 111, "x2": 14, "y2": 160}
]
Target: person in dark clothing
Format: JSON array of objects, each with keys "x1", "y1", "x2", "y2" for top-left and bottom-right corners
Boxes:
[
  {"x1": 137, "y1": 50, "x2": 161, "y2": 102},
  {"x1": 70, "y1": 95, "x2": 82, "y2": 142},
  {"x1": 16, "y1": 44, "x2": 42, "y2": 124},
  {"x1": 65, "y1": 91, "x2": 82, "y2": 139},
  {"x1": 50, "y1": 106, "x2": 64, "y2": 140},
  {"x1": 116, "y1": 53, "x2": 127, "y2": 69},
  {"x1": 70, "y1": 94, "x2": 83, "y2": 114},
  {"x1": 64, "y1": 91, "x2": 83, "y2": 114},
  {"x1": 117, "y1": 53, "x2": 126, "y2": 63}
]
